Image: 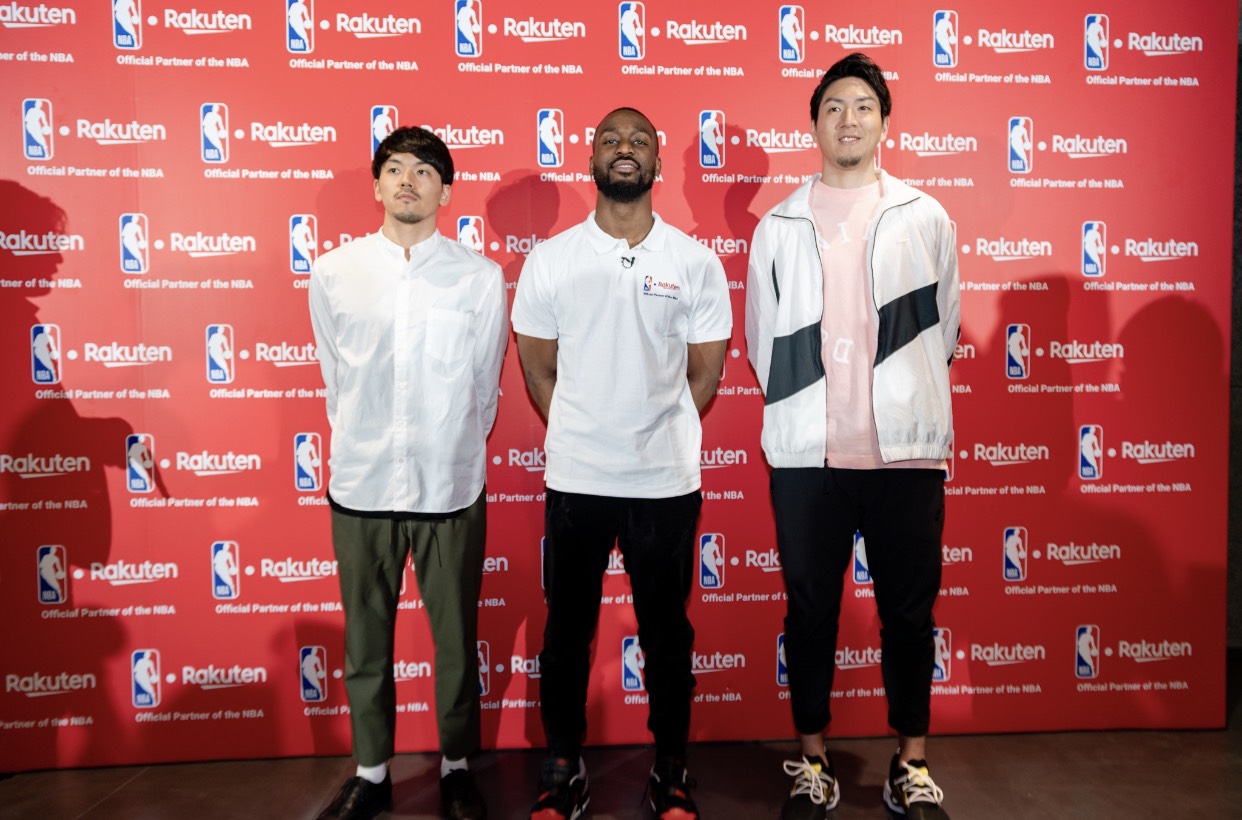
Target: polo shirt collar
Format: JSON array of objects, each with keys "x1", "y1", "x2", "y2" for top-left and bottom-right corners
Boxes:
[{"x1": 583, "y1": 211, "x2": 668, "y2": 255}]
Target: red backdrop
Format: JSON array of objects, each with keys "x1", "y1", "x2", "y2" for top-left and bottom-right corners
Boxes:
[{"x1": 1, "y1": 0, "x2": 1234, "y2": 771}]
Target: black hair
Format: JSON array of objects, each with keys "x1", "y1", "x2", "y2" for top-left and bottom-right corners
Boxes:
[
  {"x1": 371, "y1": 125, "x2": 454, "y2": 184},
  {"x1": 809, "y1": 52, "x2": 892, "y2": 121}
]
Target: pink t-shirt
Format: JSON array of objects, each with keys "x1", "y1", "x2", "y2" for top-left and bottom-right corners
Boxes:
[{"x1": 810, "y1": 179, "x2": 941, "y2": 470}]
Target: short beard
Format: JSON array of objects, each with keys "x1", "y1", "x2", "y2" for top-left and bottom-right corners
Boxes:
[
  {"x1": 392, "y1": 211, "x2": 427, "y2": 225},
  {"x1": 592, "y1": 166, "x2": 654, "y2": 203},
  {"x1": 835, "y1": 155, "x2": 864, "y2": 169}
]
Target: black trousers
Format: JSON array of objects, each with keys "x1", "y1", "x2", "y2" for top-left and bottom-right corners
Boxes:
[
  {"x1": 538, "y1": 488, "x2": 701, "y2": 762},
  {"x1": 771, "y1": 467, "x2": 944, "y2": 738}
]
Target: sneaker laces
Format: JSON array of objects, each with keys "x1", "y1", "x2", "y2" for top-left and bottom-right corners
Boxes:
[
  {"x1": 782, "y1": 756, "x2": 834, "y2": 805},
  {"x1": 894, "y1": 760, "x2": 945, "y2": 806}
]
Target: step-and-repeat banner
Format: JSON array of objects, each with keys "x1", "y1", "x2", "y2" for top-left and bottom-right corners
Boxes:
[{"x1": 1, "y1": 1, "x2": 1234, "y2": 771}]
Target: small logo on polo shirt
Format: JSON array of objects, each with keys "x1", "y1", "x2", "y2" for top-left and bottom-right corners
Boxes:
[{"x1": 641, "y1": 274, "x2": 681, "y2": 300}]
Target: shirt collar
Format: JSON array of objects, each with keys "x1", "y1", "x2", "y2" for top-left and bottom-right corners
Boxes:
[
  {"x1": 583, "y1": 211, "x2": 668, "y2": 255},
  {"x1": 374, "y1": 227, "x2": 443, "y2": 266}
]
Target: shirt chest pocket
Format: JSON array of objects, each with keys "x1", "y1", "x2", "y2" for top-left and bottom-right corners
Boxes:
[{"x1": 425, "y1": 308, "x2": 471, "y2": 372}]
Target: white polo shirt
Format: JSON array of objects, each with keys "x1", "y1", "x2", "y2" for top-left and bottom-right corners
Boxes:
[
  {"x1": 511, "y1": 213, "x2": 733, "y2": 498},
  {"x1": 309, "y1": 229, "x2": 508, "y2": 514}
]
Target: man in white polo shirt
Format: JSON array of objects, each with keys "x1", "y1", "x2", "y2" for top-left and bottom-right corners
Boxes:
[
  {"x1": 512, "y1": 107, "x2": 732, "y2": 820},
  {"x1": 309, "y1": 126, "x2": 508, "y2": 820}
]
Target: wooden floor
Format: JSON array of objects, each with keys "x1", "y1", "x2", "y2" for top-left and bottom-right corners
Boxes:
[{"x1": 4, "y1": 652, "x2": 1239, "y2": 819}]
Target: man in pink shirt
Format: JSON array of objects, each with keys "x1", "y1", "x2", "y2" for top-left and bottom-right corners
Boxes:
[{"x1": 745, "y1": 53, "x2": 960, "y2": 820}]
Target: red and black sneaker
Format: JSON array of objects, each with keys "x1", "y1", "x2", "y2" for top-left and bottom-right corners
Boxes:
[
  {"x1": 648, "y1": 760, "x2": 699, "y2": 820},
  {"x1": 530, "y1": 756, "x2": 589, "y2": 820}
]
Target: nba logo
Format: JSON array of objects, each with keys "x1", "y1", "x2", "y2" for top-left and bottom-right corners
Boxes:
[
  {"x1": 287, "y1": 0, "x2": 313, "y2": 53},
  {"x1": 1078, "y1": 424, "x2": 1103, "y2": 481},
  {"x1": 1081, "y1": 221, "x2": 1106, "y2": 278},
  {"x1": 31, "y1": 323, "x2": 61, "y2": 384},
  {"x1": 205, "y1": 324, "x2": 234, "y2": 384},
  {"x1": 776, "y1": 634, "x2": 788, "y2": 686},
  {"x1": 1006, "y1": 323, "x2": 1030, "y2": 380},
  {"x1": 477, "y1": 641, "x2": 491, "y2": 696},
  {"x1": 621, "y1": 636, "x2": 645, "y2": 691},
  {"x1": 300, "y1": 646, "x2": 328, "y2": 702},
  {"x1": 778, "y1": 6, "x2": 803, "y2": 64},
  {"x1": 698, "y1": 533, "x2": 725, "y2": 589},
  {"x1": 933, "y1": 628, "x2": 951, "y2": 682},
  {"x1": 113, "y1": 0, "x2": 142, "y2": 49},
  {"x1": 536, "y1": 108, "x2": 564, "y2": 168},
  {"x1": 1002, "y1": 526, "x2": 1027, "y2": 581},
  {"x1": 455, "y1": 0, "x2": 482, "y2": 58},
  {"x1": 1075, "y1": 624, "x2": 1100, "y2": 679},
  {"x1": 290, "y1": 215, "x2": 317, "y2": 274},
  {"x1": 126, "y1": 433, "x2": 156, "y2": 494},
  {"x1": 131, "y1": 649, "x2": 161, "y2": 708},
  {"x1": 294, "y1": 432, "x2": 322, "y2": 492},
  {"x1": 852, "y1": 531, "x2": 872, "y2": 584},
  {"x1": 457, "y1": 216, "x2": 484, "y2": 253},
  {"x1": 619, "y1": 2, "x2": 644, "y2": 60},
  {"x1": 200, "y1": 103, "x2": 229, "y2": 164},
  {"x1": 1008, "y1": 116, "x2": 1033, "y2": 174},
  {"x1": 119, "y1": 213, "x2": 149, "y2": 274},
  {"x1": 22, "y1": 98, "x2": 53, "y2": 160},
  {"x1": 699, "y1": 110, "x2": 725, "y2": 169},
  {"x1": 933, "y1": 10, "x2": 957, "y2": 67},
  {"x1": 1084, "y1": 14, "x2": 1108, "y2": 71},
  {"x1": 370, "y1": 105, "x2": 397, "y2": 157},
  {"x1": 211, "y1": 541, "x2": 239, "y2": 600},
  {"x1": 37, "y1": 545, "x2": 68, "y2": 605}
]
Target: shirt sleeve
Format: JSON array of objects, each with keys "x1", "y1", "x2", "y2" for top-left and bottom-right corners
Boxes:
[
  {"x1": 510, "y1": 247, "x2": 558, "y2": 340},
  {"x1": 688, "y1": 249, "x2": 734, "y2": 345},
  {"x1": 474, "y1": 260, "x2": 509, "y2": 436},
  {"x1": 307, "y1": 260, "x2": 340, "y2": 425}
]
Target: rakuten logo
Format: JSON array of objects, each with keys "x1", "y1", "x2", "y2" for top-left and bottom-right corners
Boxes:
[
  {"x1": 0, "y1": 453, "x2": 90, "y2": 478},
  {"x1": 0, "y1": 230, "x2": 83, "y2": 255},
  {"x1": 744, "y1": 548, "x2": 781, "y2": 572},
  {"x1": 835, "y1": 645, "x2": 882, "y2": 670},
  {"x1": 972, "y1": 442, "x2": 1051, "y2": 466},
  {"x1": 898, "y1": 132, "x2": 978, "y2": 156},
  {"x1": 89, "y1": 560, "x2": 179, "y2": 584},
  {"x1": 1046, "y1": 340, "x2": 1123, "y2": 364},
  {"x1": 394, "y1": 659, "x2": 432, "y2": 680},
  {"x1": 249, "y1": 122, "x2": 338, "y2": 147},
  {"x1": 1046, "y1": 542, "x2": 1120, "y2": 565},
  {"x1": 503, "y1": 16, "x2": 585, "y2": 41},
  {"x1": 6, "y1": 671, "x2": 96, "y2": 695},
  {"x1": 181, "y1": 664, "x2": 268, "y2": 688},
  {"x1": 975, "y1": 236, "x2": 1053, "y2": 261},
  {"x1": 164, "y1": 8, "x2": 252, "y2": 33},
  {"x1": 174, "y1": 450, "x2": 261, "y2": 474},
  {"x1": 701, "y1": 447, "x2": 747, "y2": 468},
  {"x1": 1117, "y1": 639, "x2": 1192, "y2": 661},
  {"x1": 1050, "y1": 134, "x2": 1128, "y2": 158},
  {"x1": 421, "y1": 123, "x2": 504, "y2": 150},
  {"x1": 692, "y1": 650, "x2": 746, "y2": 673},
  {"x1": 260, "y1": 557, "x2": 338, "y2": 580},
  {"x1": 83, "y1": 342, "x2": 173, "y2": 366},
  {"x1": 665, "y1": 19, "x2": 748, "y2": 44},
  {"x1": 970, "y1": 642, "x2": 1046, "y2": 665},
  {"x1": 76, "y1": 118, "x2": 167, "y2": 144},
  {"x1": 823, "y1": 23, "x2": 901, "y2": 47},
  {"x1": 335, "y1": 13, "x2": 421, "y2": 36},
  {"x1": 1119, "y1": 441, "x2": 1195, "y2": 464},
  {"x1": 255, "y1": 342, "x2": 316, "y2": 366},
  {"x1": 1127, "y1": 32, "x2": 1203, "y2": 56},
  {"x1": 1123, "y1": 238, "x2": 1199, "y2": 261},
  {"x1": 745, "y1": 128, "x2": 814, "y2": 153},
  {"x1": 975, "y1": 28, "x2": 1054, "y2": 52},
  {"x1": 169, "y1": 231, "x2": 257, "y2": 256},
  {"x1": 507, "y1": 447, "x2": 545, "y2": 471}
]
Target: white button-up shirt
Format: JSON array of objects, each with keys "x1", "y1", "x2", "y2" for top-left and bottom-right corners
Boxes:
[{"x1": 309, "y1": 229, "x2": 508, "y2": 514}]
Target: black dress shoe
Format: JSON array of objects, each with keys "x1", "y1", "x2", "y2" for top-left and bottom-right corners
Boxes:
[
  {"x1": 440, "y1": 769, "x2": 486, "y2": 820},
  {"x1": 317, "y1": 774, "x2": 392, "y2": 820}
]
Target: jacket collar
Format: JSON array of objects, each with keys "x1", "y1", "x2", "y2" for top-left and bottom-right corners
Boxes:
[{"x1": 769, "y1": 170, "x2": 920, "y2": 219}]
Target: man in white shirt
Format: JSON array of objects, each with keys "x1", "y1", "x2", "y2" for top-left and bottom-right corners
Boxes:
[
  {"x1": 512, "y1": 107, "x2": 732, "y2": 820},
  {"x1": 309, "y1": 126, "x2": 508, "y2": 820}
]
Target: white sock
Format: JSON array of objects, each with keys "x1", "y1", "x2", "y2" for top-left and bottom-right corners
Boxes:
[
  {"x1": 356, "y1": 762, "x2": 388, "y2": 784},
  {"x1": 441, "y1": 756, "x2": 468, "y2": 778}
]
